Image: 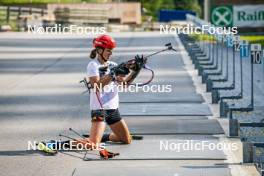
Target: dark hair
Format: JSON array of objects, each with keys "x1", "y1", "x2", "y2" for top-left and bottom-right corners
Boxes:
[
  {"x1": 90, "y1": 49, "x2": 97, "y2": 59},
  {"x1": 90, "y1": 47, "x2": 104, "y2": 59}
]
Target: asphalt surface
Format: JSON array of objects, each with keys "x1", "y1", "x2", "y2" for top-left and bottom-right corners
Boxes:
[{"x1": 0, "y1": 32, "x2": 233, "y2": 176}]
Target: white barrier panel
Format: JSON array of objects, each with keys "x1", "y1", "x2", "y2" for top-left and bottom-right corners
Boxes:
[{"x1": 233, "y1": 5, "x2": 264, "y2": 27}]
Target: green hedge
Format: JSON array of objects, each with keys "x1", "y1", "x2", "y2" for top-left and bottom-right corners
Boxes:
[{"x1": 190, "y1": 34, "x2": 264, "y2": 46}]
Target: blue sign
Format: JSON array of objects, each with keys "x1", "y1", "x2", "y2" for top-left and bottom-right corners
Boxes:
[
  {"x1": 227, "y1": 36, "x2": 233, "y2": 47},
  {"x1": 159, "y1": 10, "x2": 196, "y2": 22},
  {"x1": 240, "y1": 40, "x2": 249, "y2": 58}
]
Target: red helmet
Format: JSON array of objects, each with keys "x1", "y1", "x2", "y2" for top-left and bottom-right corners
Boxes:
[{"x1": 93, "y1": 34, "x2": 116, "y2": 49}]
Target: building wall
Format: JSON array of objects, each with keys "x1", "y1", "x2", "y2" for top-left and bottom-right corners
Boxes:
[{"x1": 47, "y1": 3, "x2": 141, "y2": 25}]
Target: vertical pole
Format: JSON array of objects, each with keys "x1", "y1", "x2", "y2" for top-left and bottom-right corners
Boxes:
[
  {"x1": 220, "y1": 36, "x2": 223, "y2": 74},
  {"x1": 204, "y1": 0, "x2": 210, "y2": 21},
  {"x1": 6, "y1": 6, "x2": 10, "y2": 23},
  {"x1": 226, "y1": 40, "x2": 229, "y2": 81},
  {"x1": 18, "y1": 7, "x2": 21, "y2": 17},
  {"x1": 240, "y1": 50, "x2": 243, "y2": 97},
  {"x1": 208, "y1": 33, "x2": 212, "y2": 59},
  {"x1": 251, "y1": 50, "x2": 254, "y2": 109},
  {"x1": 202, "y1": 32, "x2": 205, "y2": 53},
  {"x1": 229, "y1": 118, "x2": 239, "y2": 137},
  {"x1": 243, "y1": 142, "x2": 253, "y2": 163},
  {"x1": 262, "y1": 49, "x2": 264, "y2": 98},
  {"x1": 212, "y1": 35, "x2": 215, "y2": 64},
  {"x1": 232, "y1": 45, "x2": 236, "y2": 86},
  {"x1": 216, "y1": 36, "x2": 219, "y2": 68}
]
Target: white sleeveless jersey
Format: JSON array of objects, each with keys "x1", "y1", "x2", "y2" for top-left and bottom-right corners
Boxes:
[{"x1": 86, "y1": 59, "x2": 119, "y2": 110}]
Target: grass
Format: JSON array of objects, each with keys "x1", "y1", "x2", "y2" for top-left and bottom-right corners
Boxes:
[
  {"x1": 240, "y1": 36, "x2": 264, "y2": 41},
  {"x1": 240, "y1": 36, "x2": 264, "y2": 46},
  {"x1": 190, "y1": 34, "x2": 264, "y2": 46},
  {"x1": 190, "y1": 34, "x2": 215, "y2": 42}
]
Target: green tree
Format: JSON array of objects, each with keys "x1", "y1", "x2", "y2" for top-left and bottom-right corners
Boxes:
[{"x1": 173, "y1": 0, "x2": 201, "y2": 16}]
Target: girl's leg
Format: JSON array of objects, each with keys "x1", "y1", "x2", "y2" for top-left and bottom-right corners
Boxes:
[
  {"x1": 89, "y1": 121, "x2": 106, "y2": 144},
  {"x1": 109, "y1": 119, "x2": 131, "y2": 144}
]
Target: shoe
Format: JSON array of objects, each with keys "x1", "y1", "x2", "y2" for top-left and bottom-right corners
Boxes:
[
  {"x1": 99, "y1": 149, "x2": 119, "y2": 159},
  {"x1": 37, "y1": 142, "x2": 57, "y2": 155}
]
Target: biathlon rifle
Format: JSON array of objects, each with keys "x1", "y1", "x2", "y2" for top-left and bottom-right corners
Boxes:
[{"x1": 80, "y1": 43, "x2": 177, "y2": 91}]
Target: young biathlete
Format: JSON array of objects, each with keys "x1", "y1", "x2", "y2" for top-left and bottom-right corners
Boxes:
[{"x1": 86, "y1": 34, "x2": 141, "y2": 146}]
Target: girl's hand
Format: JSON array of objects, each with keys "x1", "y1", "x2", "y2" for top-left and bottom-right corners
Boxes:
[{"x1": 116, "y1": 75, "x2": 126, "y2": 82}]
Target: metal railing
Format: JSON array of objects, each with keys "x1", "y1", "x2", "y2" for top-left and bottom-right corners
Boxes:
[{"x1": 182, "y1": 14, "x2": 264, "y2": 174}]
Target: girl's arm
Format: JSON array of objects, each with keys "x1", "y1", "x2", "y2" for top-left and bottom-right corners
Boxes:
[
  {"x1": 115, "y1": 70, "x2": 139, "y2": 87},
  {"x1": 87, "y1": 74, "x2": 113, "y2": 92}
]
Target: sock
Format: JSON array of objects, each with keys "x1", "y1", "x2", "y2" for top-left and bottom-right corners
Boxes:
[{"x1": 101, "y1": 133, "x2": 110, "y2": 142}]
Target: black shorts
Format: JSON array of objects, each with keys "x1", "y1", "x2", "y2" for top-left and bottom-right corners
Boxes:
[{"x1": 91, "y1": 109, "x2": 122, "y2": 125}]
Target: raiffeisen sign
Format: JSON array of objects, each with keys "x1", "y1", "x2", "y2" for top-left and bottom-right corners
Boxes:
[
  {"x1": 211, "y1": 5, "x2": 264, "y2": 27},
  {"x1": 234, "y1": 5, "x2": 264, "y2": 27}
]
